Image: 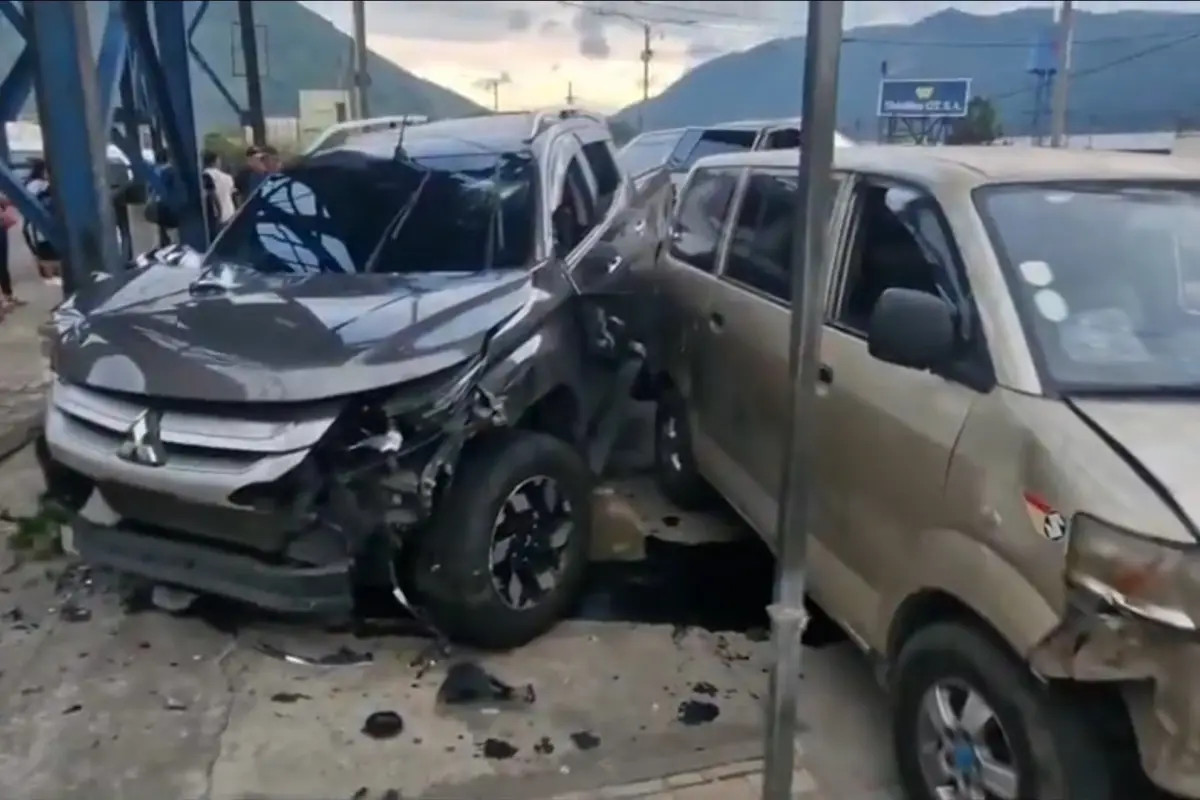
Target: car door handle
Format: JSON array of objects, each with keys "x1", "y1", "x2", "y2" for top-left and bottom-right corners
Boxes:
[
  {"x1": 709, "y1": 311, "x2": 725, "y2": 331},
  {"x1": 633, "y1": 219, "x2": 647, "y2": 234},
  {"x1": 818, "y1": 363, "x2": 834, "y2": 384}
]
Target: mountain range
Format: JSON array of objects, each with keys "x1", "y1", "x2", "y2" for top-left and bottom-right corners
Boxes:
[
  {"x1": 0, "y1": 1, "x2": 486, "y2": 133},
  {"x1": 614, "y1": 7, "x2": 1200, "y2": 138}
]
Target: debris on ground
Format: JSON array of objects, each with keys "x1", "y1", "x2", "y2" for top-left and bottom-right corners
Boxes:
[
  {"x1": 361, "y1": 710, "x2": 405, "y2": 740},
  {"x1": 569, "y1": 730, "x2": 601, "y2": 751},
  {"x1": 480, "y1": 738, "x2": 518, "y2": 760},
  {"x1": 257, "y1": 642, "x2": 374, "y2": 667},
  {"x1": 436, "y1": 661, "x2": 535, "y2": 707},
  {"x1": 677, "y1": 699, "x2": 720, "y2": 726}
]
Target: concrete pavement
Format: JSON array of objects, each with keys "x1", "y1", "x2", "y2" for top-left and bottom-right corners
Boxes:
[{"x1": 0, "y1": 445, "x2": 875, "y2": 800}]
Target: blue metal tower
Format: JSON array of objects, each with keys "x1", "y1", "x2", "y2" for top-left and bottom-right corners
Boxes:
[
  {"x1": 1028, "y1": 27, "x2": 1058, "y2": 146},
  {"x1": 0, "y1": 1, "x2": 266, "y2": 294}
]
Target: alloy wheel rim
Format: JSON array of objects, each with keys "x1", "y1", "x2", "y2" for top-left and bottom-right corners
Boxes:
[
  {"x1": 488, "y1": 475, "x2": 573, "y2": 611},
  {"x1": 914, "y1": 678, "x2": 1021, "y2": 800}
]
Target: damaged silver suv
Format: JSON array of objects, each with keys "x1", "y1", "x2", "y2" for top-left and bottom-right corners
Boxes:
[{"x1": 37, "y1": 110, "x2": 666, "y2": 650}]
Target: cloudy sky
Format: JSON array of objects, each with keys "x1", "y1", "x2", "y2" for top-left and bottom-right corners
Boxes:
[{"x1": 299, "y1": 1, "x2": 1200, "y2": 112}]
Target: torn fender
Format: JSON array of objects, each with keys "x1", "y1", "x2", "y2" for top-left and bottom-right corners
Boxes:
[{"x1": 1031, "y1": 608, "x2": 1200, "y2": 797}]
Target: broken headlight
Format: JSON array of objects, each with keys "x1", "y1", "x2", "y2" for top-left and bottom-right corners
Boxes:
[{"x1": 1066, "y1": 514, "x2": 1199, "y2": 631}]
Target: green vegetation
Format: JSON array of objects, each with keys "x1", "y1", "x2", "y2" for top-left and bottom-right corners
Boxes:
[
  {"x1": 946, "y1": 97, "x2": 1003, "y2": 145},
  {"x1": 3, "y1": 493, "x2": 69, "y2": 562}
]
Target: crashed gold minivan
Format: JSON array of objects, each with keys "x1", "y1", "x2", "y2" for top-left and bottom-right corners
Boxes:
[{"x1": 647, "y1": 145, "x2": 1200, "y2": 800}]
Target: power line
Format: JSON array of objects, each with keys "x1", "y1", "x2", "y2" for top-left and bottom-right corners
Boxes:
[{"x1": 989, "y1": 26, "x2": 1200, "y2": 103}]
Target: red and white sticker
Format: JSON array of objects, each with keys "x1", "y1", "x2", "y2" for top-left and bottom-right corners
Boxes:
[{"x1": 1024, "y1": 493, "x2": 1066, "y2": 542}]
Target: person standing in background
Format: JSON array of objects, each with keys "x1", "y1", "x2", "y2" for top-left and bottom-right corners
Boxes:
[
  {"x1": 234, "y1": 144, "x2": 278, "y2": 205},
  {"x1": 21, "y1": 159, "x2": 61, "y2": 286},
  {"x1": 202, "y1": 149, "x2": 236, "y2": 230},
  {"x1": 0, "y1": 192, "x2": 23, "y2": 316}
]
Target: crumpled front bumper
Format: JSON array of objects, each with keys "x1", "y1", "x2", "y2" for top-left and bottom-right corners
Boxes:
[
  {"x1": 40, "y1": 380, "x2": 355, "y2": 614},
  {"x1": 69, "y1": 509, "x2": 353, "y2": 615},
  {"x1": 1031, "y1": 608, "x2": 1200, "y2": 798}
]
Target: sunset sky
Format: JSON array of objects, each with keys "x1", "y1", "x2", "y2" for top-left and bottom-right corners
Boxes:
[{"x1": 298, "y1": 1, "x2": 1200, "y2": 112}]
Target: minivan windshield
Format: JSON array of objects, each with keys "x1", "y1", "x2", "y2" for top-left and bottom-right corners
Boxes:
[
  {"x1": 206, "y1": 148, "x2": 537, "y2": 274},
  {"x1": 976, "y1": 182, "x2": 1200, "y2": 393}
]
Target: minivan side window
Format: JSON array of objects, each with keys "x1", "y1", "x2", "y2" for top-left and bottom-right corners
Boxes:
[
  {"x1": 724, "y1": 170, "x2": 842, "y2": 304},
  {"x1": 829, "y1": 178, "x2": 993, "y2": 389},
  {"x1": 667, "y1": 168, "x2": 738, "y2": 273},
  {"x1": 831, "y1": 182, "x2": 955, "y2": 334}
]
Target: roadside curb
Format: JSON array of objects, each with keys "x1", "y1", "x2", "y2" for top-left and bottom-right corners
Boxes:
[{"x1": 544, "y1": 753, "x2": 820, "y2": 798}]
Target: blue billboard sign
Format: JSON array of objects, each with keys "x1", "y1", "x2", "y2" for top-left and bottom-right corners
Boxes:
[{"x1": 876, "y1": 78, "x2": 971, "y2": 119}]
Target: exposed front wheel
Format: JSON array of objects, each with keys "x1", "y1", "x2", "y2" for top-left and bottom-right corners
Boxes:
[
  {"x1": 891, "y1": 623, "x2": 1116, "y2": 800},
  {"x1": 414, "y1": 431, "x2": 593, "y2": 650}
]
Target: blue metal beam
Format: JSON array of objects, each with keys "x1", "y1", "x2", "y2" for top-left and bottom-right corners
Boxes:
[
  {"x1": 125, "y1": 1, "x2": 207, "y2": 248},
  {"x1": 96, "y1": 4, "x2": 130, "y2": 133},
  {"x1": 0, "y1": 1, "x2": 27, "y2": 39},
  {"x1": 186, "y1": 0, "x2": 245, "y2": 120},
  {"x1": 26, "y1": 0, "x2": 124, "y2": 293}
]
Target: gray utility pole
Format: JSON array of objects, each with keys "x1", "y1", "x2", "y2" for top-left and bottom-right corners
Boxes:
[
  {"x1": 351, "y1": 0, "x2": 371, "y2": 119},
  {"x1": 761, "y1": 2, "x2": 845, "y2": 799},
  {"x1": 1049, "y1": 0, "x2": 1074, "y2": 148}
]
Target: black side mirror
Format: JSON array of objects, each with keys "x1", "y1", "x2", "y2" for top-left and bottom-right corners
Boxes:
[{"x1": 867, "y1": 288, "x2": 956, "y2": 371}]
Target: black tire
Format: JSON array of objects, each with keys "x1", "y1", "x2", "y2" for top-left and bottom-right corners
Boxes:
[
  {"x1": 653, "y1": 389, "x2": 710, "y2": 510},
  {"x1": 891, "y1": 622, "x2": 1115, "y2": 800},
  {"x1": 412, "y1": 431, "x2": 593, "y2": 650}
]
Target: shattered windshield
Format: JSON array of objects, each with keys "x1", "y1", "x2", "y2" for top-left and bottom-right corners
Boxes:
[
  {"x1": 206, "y1": 149, "x2": 537, "y2": 274},
  {"x1": 976, "y1": 181, "x2": 1200, "y2": 392}
]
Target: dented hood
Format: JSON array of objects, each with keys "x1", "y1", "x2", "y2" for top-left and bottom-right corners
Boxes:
[
  {"x1": 50, "y1": 262, "x2": 533, "y2": 403},
  {"x1": 1071, "y1": 397, "x2": 1200, "y2": 535}
]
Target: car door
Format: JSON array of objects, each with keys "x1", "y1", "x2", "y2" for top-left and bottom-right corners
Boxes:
[
  {"x1": 701, "y1": 168, "x2": 852, "y2": 547},
  {"x1": 818, "y1": 177, "x2": 988, "y2": 647},
  {"x1": 657, "y1": 166, "x2": 741, "y2": 475}
]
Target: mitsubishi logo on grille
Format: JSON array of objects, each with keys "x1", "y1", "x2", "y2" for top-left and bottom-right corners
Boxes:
[{"x1": 117, "y1": 410, "x2": 167, "y2": 467}]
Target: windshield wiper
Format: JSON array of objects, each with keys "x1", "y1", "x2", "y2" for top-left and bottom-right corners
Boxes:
[{"x1": 364, "y1": 170, "x2": 432, "y2": 272}]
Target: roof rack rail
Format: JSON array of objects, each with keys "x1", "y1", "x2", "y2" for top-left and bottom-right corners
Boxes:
[
  {"x1": 528, "y1": 107, "x2": 606, "y2": 138},
  {"x1": 304, "y1": 114, "x2": 429, "y2": 155}
]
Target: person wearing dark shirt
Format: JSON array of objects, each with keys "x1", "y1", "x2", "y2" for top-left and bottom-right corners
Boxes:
[{"x1": 234, "y1": 144, "x2": 277, "y2": 205}]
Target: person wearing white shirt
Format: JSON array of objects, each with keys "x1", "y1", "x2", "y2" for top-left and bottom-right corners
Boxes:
[{"x1": 202, "y1": 150, "x2": 237, "y2": 230}]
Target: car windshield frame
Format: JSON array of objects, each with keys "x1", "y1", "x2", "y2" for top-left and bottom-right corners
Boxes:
[
  {"x1": 666, "y1": 127, "x2": 761, "y2": 173},
  {"x1": 205, "y1": 146, "x2": 539, "y2": 276},
  {"x1": 973, "y1": 179, "x2": 1200, "y2": 396},
  {"x1": 618, "y1": 130, "x2": 685, "y2": 178}
]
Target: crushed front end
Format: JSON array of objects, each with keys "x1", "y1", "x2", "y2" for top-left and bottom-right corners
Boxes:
[
  {"x1": 1029, "y1": 514, "x2": 1200, "y2": 797},
  {"x1": 40, "y1": 356, "x2": 502, "y2": 618}
]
